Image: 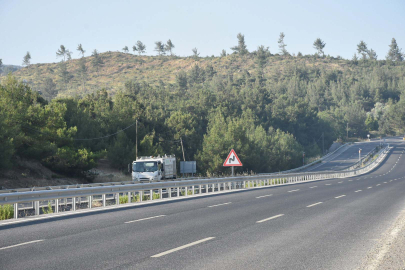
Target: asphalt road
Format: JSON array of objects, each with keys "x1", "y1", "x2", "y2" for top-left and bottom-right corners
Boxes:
[
  {"x1": 0, "y1": 138, "x2": 404, "y2": 269},
  {"x1": 304, "y1": 139, "x2": 390, "y2": 172}
]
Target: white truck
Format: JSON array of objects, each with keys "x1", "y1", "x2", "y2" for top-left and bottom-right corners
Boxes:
[{"x1": 131, "y1": 155, "x2": 176, "y2": 182}]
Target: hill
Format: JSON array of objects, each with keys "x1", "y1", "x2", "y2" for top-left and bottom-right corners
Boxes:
[
  {"x1": 1, "y1": 51, "x2": 405, "y2": 181},
  {"x1": 9, "y1": 52, "x2": 351, "y2": 98}
]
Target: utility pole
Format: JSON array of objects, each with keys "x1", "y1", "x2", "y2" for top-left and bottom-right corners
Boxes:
[
  {"x1": 180, "y1": 137, "x2": 186, "y2": 162},
  {"x1": 135, "y1": 119, "x2": 138, "y2": 160},
  {"x1": 346, "y1": 123, "x2": 349, "y2": 140}
]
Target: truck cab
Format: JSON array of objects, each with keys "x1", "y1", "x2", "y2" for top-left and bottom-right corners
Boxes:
[{"x1": 131, "y1": 155, "x2": 176, "y2": 182}]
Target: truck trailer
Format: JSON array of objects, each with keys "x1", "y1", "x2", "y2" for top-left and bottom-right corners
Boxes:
[{"x1": 131, "y1": 155, "x2": 176, "y2": 182}]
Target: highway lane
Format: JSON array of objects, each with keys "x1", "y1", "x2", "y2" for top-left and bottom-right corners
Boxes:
[
  {"x1": 305, "y1": 139, "x2": 389, "y2": 172},
  {"x1": 0, "y1": 141, "x2": 404, "y2": 269}
]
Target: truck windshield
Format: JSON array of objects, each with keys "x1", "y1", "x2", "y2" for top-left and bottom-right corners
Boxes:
[{"x1": 133, "y1": 162, "x2": 158, "y2": 172}]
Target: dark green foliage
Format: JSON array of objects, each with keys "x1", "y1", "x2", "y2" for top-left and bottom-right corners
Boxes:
[
  {"x1": 386, "y1": 38, "x2": 403, "y2": 62},
  {"x1": 22, "y1": 51, "x2": 31, "y2": 66},
  {"x1": 192, "y1": 48, "x2": 199, "y2": 59},
  {"x1": 313, "y1": 38, "x2": 326, "y2": 57},
  {"x1": 56, "y1": 45, "x2": 68, "y2": 61},
  {"x1": 154, "y1": 41, "x2": 165, "y2": 56},
  {"x1": 43, "y1": 77, "x2": 57, "y2": 99},
  {"x1": 278, "y1": 32, "x2": 288, "y2": 56},
  {"x1": 91, "y1": 49, "x2": 103, "y2": 73},
  {"x1": 77, "y1": 44, "x2": 85, "y2": 57},
  {"x1": 231, "y1": 33, "x2": 248, "y2": 55},
  {"x1": 0, "y1": 75, "x2": 99, "y2": 175},
  {"x1": 165, "y1": 39, "x2": 175, "y2": 55},
  {"x1": 357, "y1": 41, "x2": 368, "y2": 60},
  {"x1": 122, "y1": 46, "x2": 129, "y2": 53},
  {"x1": 135, "y1": 41, "x2": 146, "y2": 55}
]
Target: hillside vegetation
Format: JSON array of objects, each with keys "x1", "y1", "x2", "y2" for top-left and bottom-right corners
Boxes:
[{"x1": 1, "y1": 49, "x2": 405, "y2": 179}]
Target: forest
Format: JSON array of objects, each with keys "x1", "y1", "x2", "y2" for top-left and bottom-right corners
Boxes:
[{"x1": 1, "y1": 35, "x2": 405, "y2": 177}]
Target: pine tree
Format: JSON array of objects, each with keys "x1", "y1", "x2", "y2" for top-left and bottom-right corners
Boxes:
[
  {"x1": 256, "y1": 45, "x2": 270, "y2": 69},
  {"x1": 154, "y1": 41, "x2": 165, "y2": 56},
  {"x1": 357, "y1": 41, "x2": 368, "y2": 60},
  {"x1": 136, "y1": 41, "x2": 146, "y2": 55},
  {"x1": 313, "y1": 38, "x2": 326, "y2": 57},
  {"x1": 56, "y1": 45, "x2": 67, "y2": 61},
  {"x1": 220, "y1": 49, "x2": 227, "y2": 57},
  {"x1": 66, "y1": 50, "x2": 72, "y2": 61},
  {"x1": 91, "y1": 49, "x2": 103, "y2": 73},
  {"x1": 367, "y1": 49, "x2": 377, "y2": 60},
  {"x1": 77, "y1": 44, "x2": 85, "y2": 57},
  {"x1": 165, "y1": 39, "x2": 175, "y2": 55},
  {"x1": 132, "y1": 45, "x2": 137, "y2": 54},
  {"x1": 278, "y1": 32, "x2": 288, "y2": 56},
  {"x1": 22, "y1": 51, "x2": 31, "y2": 66},
  {"x1": 231, "y1": 33, "x2": 248, "y2": 55},
  {"x1": 386, "y1": 38, "x2": 403, "y2": 62},
  {"x1": 192, "y1": 48, "x2": 200, "y2": 59},
  {"x1": 122, "y1": 46, "x2": 129, "y2": 53}
]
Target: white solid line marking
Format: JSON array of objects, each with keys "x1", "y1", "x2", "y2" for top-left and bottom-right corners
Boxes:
[
  {"x1": 355, "y1": 190, "x2": 362, "y2": 192},
  {"x1": 376, "y1": 184, "x2": 381, "y2": 186},
  {"x1": 151, "y1": 237, "x2": 215, "y2": 257},
  {"x1": 367, "y1": 187, "x2": 372, "y2": 189},
  {"x1": 338, "y1": 181, "x2": 343, "y2": 183},
  {"x1": 125, "y1": 215, "x2": 166, "y2": 224},
  {"x1": 384, "y1": 182, "x2": 387, "y2": 184},
  {"x1": 208, "y1": 202, "x2": 232, "y2": 208},
  {"x1": 256, "y1": 214, "x2": 284, "y2": 223},
  {"x1": 348, "y1": 180, "x2": 353, "y2": 182},
  {"x1": 335, "y1": 195, "x2": 346, "y2": 199},
  {"x1": 307, "y1": 202, "x2": 323, "y2": 208},
  {"x1": 325, "y1": 184, "x2": 331, "y2": 185},
  {"x1": 0, "y1": 240, "x2": 44, "y2": 251},
  {"x1": 310, "y1": 186, "x2": 317, "y2": 188},
  {"x1": 288, "y1": 189, "x2": 299, "y2": 193},
  {"x1": 256, "y1": 194, "x2": 272, "y2": 199}
]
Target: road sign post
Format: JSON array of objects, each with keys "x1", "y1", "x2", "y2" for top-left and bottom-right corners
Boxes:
[{"x1": 223, "y1": 149, "x2": 242, "y2": 177}]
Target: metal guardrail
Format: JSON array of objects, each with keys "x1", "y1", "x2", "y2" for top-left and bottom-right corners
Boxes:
[
  {"x1": 0, "y1": 143, "x2": 351, "y2": 195},
  {"x1": 0, "y1": 145, "x2": 390, "y2": 220}
]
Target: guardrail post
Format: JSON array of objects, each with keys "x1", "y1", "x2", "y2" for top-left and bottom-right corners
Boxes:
[
  {"x1": 150, "y1": 190, "x2": 153, "y2": 200},
  {"x1": 14, "y1": 203, "x2": 18, "y2": 219},
  {"x1": 116, "y1": 193, "x2": 120, "y2": 205},
  {"x1": 185, "y1": 187, "x2": 188, "y2": 196},
  {"x1": 205, "y1": 184, "x2": 209, "y2": 193},
  {"x1": 199, "y1": 185, "x2": 202, "y2": 194},
  {"x1": 140, "y1": 191, "x2": 143, "y2": 202},
  {"x1": 34, "y1": 201, "x2": 40, "y2": 215},
  {"x1": 128, "y1": 192, "x2": 132, "y2": 203},
  {"x1": 177, "y1": 187, "x2": 180, "y2": 197},
  {"x1": 192, "y1": 185, "x2": 195, "y2": 195},
  {"x1": 102, "y1": 194, "x2": 106, "y2": 207},
  {"x1": 159, "y1": 189, "x2": 162, "y2": 199},
  {"x1": 168, "y1": 188, "x2": 171, "y2": 198},
  {"x1": 89, "y1": 196, "x2": 92, "y2": 209},
  {"x1": 72, "y1": 197, "x2": 76, "y2": 211},
  {"x1": 55, "y1": 199, "x2": 59, "y2": 213}
]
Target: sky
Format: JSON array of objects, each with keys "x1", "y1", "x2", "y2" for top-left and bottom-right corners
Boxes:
[{"x1": 0, "y1": 0, "x2": 404, "y2": 65}]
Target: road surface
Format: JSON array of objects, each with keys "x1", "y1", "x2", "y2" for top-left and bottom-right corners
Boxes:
[{"x1": 0, "y1": 138, "x2": 404, "y2": 269}]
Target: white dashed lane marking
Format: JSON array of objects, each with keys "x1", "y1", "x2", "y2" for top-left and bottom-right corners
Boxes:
[{"x1": 307, "y1": 202, "x2": 323, "y2": 208}]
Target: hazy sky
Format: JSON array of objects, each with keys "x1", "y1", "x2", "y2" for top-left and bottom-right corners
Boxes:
[{"x1": 1, "y1": 0, "x2": 404, "y2": 65}]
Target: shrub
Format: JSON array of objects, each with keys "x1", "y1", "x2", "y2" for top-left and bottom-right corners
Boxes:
[{"x1": 0, "y1": 204, "x2": 14, "y2": 220}]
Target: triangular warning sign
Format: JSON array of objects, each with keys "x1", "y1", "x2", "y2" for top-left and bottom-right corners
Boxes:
[{"x1": 223, "y1": 149, "x2": 243, "y2": 167}]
